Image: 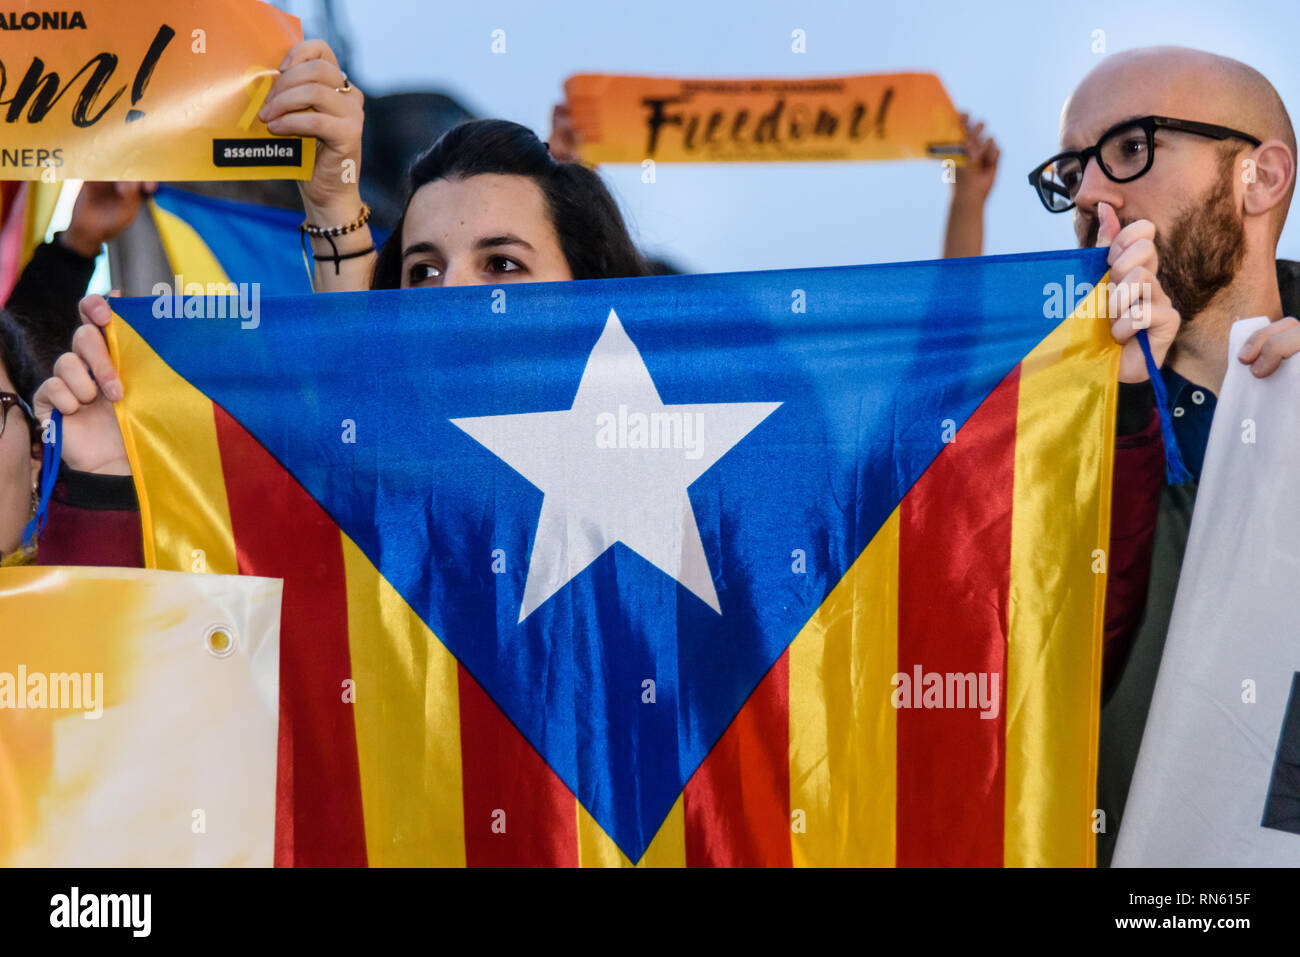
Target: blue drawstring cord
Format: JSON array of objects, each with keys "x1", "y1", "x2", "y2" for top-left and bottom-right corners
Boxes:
[
  {"x1": 21, "y1": 408, "x2": 63, "y2": 548},
  {"x1": 1135, "y1": 330, "x2": 1191, "y2": 486}
]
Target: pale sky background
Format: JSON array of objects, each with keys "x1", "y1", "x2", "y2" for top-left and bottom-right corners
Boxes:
[{"x1": 272, "y1": 0, "x2": 1300, "y2": 273}]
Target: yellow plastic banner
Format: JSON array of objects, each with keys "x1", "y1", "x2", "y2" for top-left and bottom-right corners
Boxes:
[
  {"x1": 0, "y1": 0, "x2": 314, "y2": 181},
  {"x1": 0, "y1": 566, "x2": 282, "y2": 866},
  {"x1": 564, "y1": 72, "x2": 966, "y2": 164}
]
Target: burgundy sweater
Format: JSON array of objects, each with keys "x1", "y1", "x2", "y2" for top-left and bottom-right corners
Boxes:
[
  {"x1": 1104, "y1": 384, "x2": 1165, "y2": 698},
  {"x1": 34, "y1": 463, "x2": 144, "y2": 568}
]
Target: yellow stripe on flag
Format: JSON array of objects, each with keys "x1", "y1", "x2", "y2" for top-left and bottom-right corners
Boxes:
[
  {"x1": 576, "y1": 792, "x2": 688, "y2": 867},
  {"x1": 149, "y1": 198, "x2": 231, "y2": 286},
  {"x1": 637, "y1": 794, "x2": 687, "y2": 867},
  {"x1": 788, "y1": 508, "x2": 900, "y2": 866},
  {"x1": 1004, "y1": 276, "x2": 1117, "y2": 867},
  {"x1": 578, "y1": 802, "x2": 632, "y2": 867},
  {"x1": 341, "y1": 535, "x2": 466, "y2": 866},
  {"x1": 107, "y1": 319, "x2": 238, "y2": 574}
]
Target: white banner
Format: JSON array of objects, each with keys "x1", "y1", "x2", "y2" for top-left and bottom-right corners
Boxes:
[
  {"x1": 1, "y1": 567, "x2": 282, "y2": 866},
  {"x1": 1115, "y1": 317, "x2": 1300, "y2": 866}
]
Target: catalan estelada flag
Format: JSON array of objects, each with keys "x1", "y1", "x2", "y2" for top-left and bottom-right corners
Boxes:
[
  {"x1": 147, "y1": 186, "x2": 314, "y2": 296},
  {"x1": 102, "y1": 249, "x2": 1117, "y2": 866},
  {"x1": 146, "y1": 185, "x2": 389, "y2": 296}
]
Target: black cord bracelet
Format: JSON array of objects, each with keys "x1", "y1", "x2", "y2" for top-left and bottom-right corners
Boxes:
[
  {"x1": 313, "y1": 244, "x2": 377, "y2": 274},
  {"x1": 298, "y1": 228, "x2": 376, "y2": 280}
]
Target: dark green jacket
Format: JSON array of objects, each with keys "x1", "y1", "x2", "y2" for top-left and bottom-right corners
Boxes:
[{"x1": 1097, "y1": 259, "x2": 1300, "y2": 866}]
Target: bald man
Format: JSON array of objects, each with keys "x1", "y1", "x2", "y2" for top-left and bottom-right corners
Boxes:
[{"x1": 1029, "y1": 46, "x2": 1300, "y2": 866}]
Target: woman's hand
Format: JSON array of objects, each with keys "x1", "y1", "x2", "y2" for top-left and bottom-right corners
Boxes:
[
  {"x1": 32, "y1": 295, "x2": 129, "y2": 476},
  {"x1": 1237, "y1": 315, "x2": 1300, "y2": 378},
  {"x1": 548, "y1": 103, "x2": 582, "y2": 164},
  {"x1": 260, "y1": 39, "x2": 374, "y2": 291},
  {"x1": 260, "y1": 39, "x2": 366, "y2": 222},
  {"x1": 942, "y1": 112, "x2": 1000, "y2": 258},
  {"x1": 952, "y1": 113, "x2": 1000, "y2": 205}
]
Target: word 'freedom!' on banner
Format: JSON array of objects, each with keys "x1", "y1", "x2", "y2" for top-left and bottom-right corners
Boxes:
[
  {"x1": 563, "y1": 72, "x2": 967, "y2": 165},
  {"x1": 0, "y1": 0, "x2": 314, "y2": 181}
]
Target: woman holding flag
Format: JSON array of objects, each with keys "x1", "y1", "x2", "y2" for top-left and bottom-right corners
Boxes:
[
  {"x1": 0, "y1": 297, "x2": 137, "y2": 568},
  {"x1": 0, "y1": 312, "x2": 42, "y2": 564}
]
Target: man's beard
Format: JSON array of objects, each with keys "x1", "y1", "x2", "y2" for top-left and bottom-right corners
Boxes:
[
  {"x1": 1154, "y1": 157, "x2": 1246, "y2": 323},
  {"x1": 1081, "y1": 155, "x2": 1246, "y2": 322}
]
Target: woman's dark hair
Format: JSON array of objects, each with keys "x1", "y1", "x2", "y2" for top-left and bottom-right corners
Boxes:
[
  {"x1": 372, "y1": 119, "x2": 646, "y2": 288},
  {"x1": 0, "y1": 310, "x2": 40, "y2": 404},
  {"x1": 0, "y1": 310, "x2": 41, "y2": 449}
]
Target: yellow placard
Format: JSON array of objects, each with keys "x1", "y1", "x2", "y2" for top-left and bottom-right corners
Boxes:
[
  {"x1": 564, "y1": 72, "x2": 966, "y2": 164},
  {"x1": 0, "y1": 0, "x2": 315, "y2": 181},
  {"x1": 0, "y1": 566, "x2": 282, "y2": 866}
]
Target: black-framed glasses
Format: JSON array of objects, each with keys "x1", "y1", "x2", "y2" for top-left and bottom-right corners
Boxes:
[
  {"x1": 0, "y1": 391, "x2": 37, "y2": 442},
  {"x1": 1028, "y1": 115, "x2": 1262, "y2": 213}
]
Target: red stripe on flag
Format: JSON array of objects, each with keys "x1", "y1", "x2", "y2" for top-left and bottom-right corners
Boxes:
[
  {"x1": 213, "y1": 405, "x2": 368, "y2": 867},
  {"x1": 457, "y1": 665, "x2": 579, "y2": 866},
  {"x1": 895, "y1": 369, "x2": 1017, "y2": 866},
  {"x1": 683, "y1": 651, "x2": 792, "y2": 867}
]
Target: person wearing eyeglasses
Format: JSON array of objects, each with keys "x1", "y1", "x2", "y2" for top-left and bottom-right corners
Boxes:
[
  {"x1": 0, "y1": 301, "x2": 140, "y2": 569},
  {"x1": 0, "y1": 312, "x2": 43, "y2": 565},
  {"x1": 1029, "y1": 45, "x2": 1300, "y2": 867}
]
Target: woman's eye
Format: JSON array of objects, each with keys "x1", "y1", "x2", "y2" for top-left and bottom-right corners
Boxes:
[
  {"x1": 487, "y1": 256, "x2": 522, "y2": 274},
  {"x1": 408, "y1": 263, "x2": 441, "y2": 284}
]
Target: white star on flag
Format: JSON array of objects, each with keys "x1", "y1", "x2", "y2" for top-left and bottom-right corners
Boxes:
[{"x1": 452, "y1": 308, "x2": 781, "y2": 622}]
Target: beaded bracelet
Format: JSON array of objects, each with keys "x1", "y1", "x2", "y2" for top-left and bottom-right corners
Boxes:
[
  {"x1": 300, "y1": 203, "x2": 371, "y2": 238},
  {"x1": 298, "y1": 204, "x2": 375, "y2": 283}
]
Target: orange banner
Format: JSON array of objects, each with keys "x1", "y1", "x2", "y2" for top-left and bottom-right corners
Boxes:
[
  {"x1": 0, "y1": 0, "x2": 313, "y2": 181},
  {"x1": 564, "y1": 72, "x2": 966, "y2": 164}
]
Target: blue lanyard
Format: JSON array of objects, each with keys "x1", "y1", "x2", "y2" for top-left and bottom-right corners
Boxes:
[
  {"x1": 1136, "y1": 330, "x2": 1191, "y2": 486},
  {"x1": 22, "y1": 407, "x2": 63, "y2": 549}
]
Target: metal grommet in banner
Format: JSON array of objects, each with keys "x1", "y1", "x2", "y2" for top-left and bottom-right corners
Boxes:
[
  {"x1": 1173, "y1": 406, "x2": 1185, "y2": 418},
  {"x1": 1191, "y1": 390, "x2": 1206, "y2": 405},
  {"x1": 204, "y1": 624, "x2": 237, "y2": 658}
]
